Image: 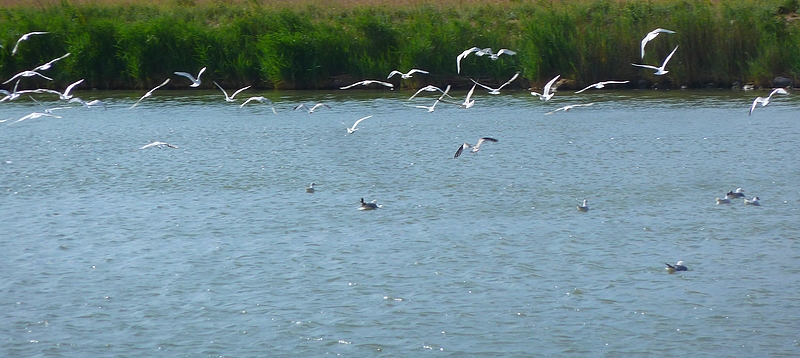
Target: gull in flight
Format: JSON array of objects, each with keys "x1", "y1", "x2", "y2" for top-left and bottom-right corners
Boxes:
[
  {"x1": 9, "y1": 112, "x2": 61, "y2": 124},
  {"x1": 32, "y1": 53, "x2": 71, "y2": 72},
  {"x1": 2, "y1": 70, "x2": 53, "y2": 85},
  {"x1": 213, "y1": 81, "x2": 251, "y2": 102},
  {"x1": 139, "y1": 141, "x2": 179, "y2": 150},
  {"x1": 69, "y1": 97, "x2": 106, "y2": 109},
  {"x1": 545, "y1": 103, "x2": 595, "y2": 115},
  {"x1": 339, "y1": 80, "x2": 394, "y2": 90},
  {"x1": 11, "y1": 31, "x2": 49, "y2": 55},
  {"x1": 472, "y1": 72, "x2": 520, "y2": 95},
  {"x1": 454, "y1": 137, "x2": 498, "y2": 158},
  {"x1": 130, "y1": 78, "x2": 170, "y2": 108},
  {"x1": 641, "y1": 28, "x2": 676, "y2": 59},
  {"x1": 665, "y1": 261, "x2": 687, "y2": 273},
  {"x1": 408, "y1": 85, "x2": 451, "y2": 100},
  {"x1": 174, "y1": 67, "x2": 206, "y2": 87},
  {"x1": 36, "y1": 78, "x2": 84, "y2": 100},
  {"x1": 29, "y1": 95, "x2": 72, "y2": 114},
  {"x1": 408, "y1": 85, "x2": 450, "y2": 112},
  {"x1": 240, "y1": 96, "x2": 277, "y2": 113},
  {"x1": 293, "y1": 103, "x2": 330, "y2": 113},
  {"x1": 456, "y1": 46, "x2": 481, "y2": 74},
  {"x1": 387, "y1": 69, "x2": 428, "y2": 79},
  {"x1": 476, "y1": 48, "x2": 517, "y2": 60},
  {"x1": 359, "y1": 198, "x2": 382, "y2": 210},
  {"x1": 632, "y1": 45, "x2": 679, "y2": 75},
  {"x1": 460, "y1": 83, "x2": 477, "y2": 108},
  {"x1": 575, "y1": 80, "x2": 629, "y2": 93},
  {"x1": 530, "y1": 74, "x2": 561, "y2": 101},
  {"x1": 344, "y1": 115, "x2": 373, "y2": 134},
  {"x1": 577, "y1": 199, "x2": 589, "y2": 212},
  {"x1": 749, "y1": 88, "x2": 789, "y2": 115},
  {"x1": 0, "y1": 80, "x2": 57, "y2": 102}
]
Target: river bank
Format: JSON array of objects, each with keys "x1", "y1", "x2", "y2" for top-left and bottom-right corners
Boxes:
[{"x1": 1, "y1": 0, "x2": 798, "y2": 90}]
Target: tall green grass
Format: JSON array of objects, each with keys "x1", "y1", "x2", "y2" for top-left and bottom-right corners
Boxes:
[{"x1": 0, "y1": 0, "x2": 798, "y2": 90}]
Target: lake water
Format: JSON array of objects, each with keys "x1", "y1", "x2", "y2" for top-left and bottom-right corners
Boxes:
[{"x1": 2, "y1": 88, "x2": 799, "y2": 356}]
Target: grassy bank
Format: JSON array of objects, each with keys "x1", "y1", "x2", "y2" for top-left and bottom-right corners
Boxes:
[{"x1": 1, "y1": 0, "x2": 799, "y2": 90}]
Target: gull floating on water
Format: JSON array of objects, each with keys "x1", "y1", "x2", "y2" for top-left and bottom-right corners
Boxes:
[
  {"x1": 472, "y1": 72, "x2": 520, "y2": 95},
  {"x1": 11, "y1": 31, "x2": 49, "y2": 56},
  {"x1": 130, "y1": 78, "x2": 170, "y2": 109},
  {"x1": 744, "y1": 196, "x2": 760, "y2": 206},
  {"x1": 293, "y1": 103, "x2": 330, "y2": 113},
  {"x1": 9, "y1": 112, "x2": 61, "y2": 124},
  {"x1": 641, "y1": 28, "x2": 676, "y2": 59},
  {"x1": 240, "y1": 96, "x2": 277, "y2": 113},
  {"x1": 387, "y1": 69, "x2": 428, "y2": 79},
  {"x1": 575, "y1": 80, "x2": 630, "y2": 94},
  {"x1": 339, "y1": 80, "x2": 394, "y2": 90},
  {"x1": 2, "y1": 70, "x2": 53, "y2": 85},
  {"x1": 726, "y1": 188, "x2": 746, "y2": 199},
  {"x1": 665, "y1": 261, "x2": 687, "y2": 273},
  {"x1": 454, "y1": 137, "x2": 498, "y2": 158},
  {"x1": 408, "y1": 85, "x2": 451, "y2": 100},
  {"x1": 577, "y1": 199, "x2": 589, "y2": 212},
  {"x1": 31, "y1": 52, "x2": 71, "y2": 72},
  {"x1": 140, "y1": 141, "x2": 179, "y2": 150},
  {"x1": 715, "y1": 197, "x2": 731, "y2": 204},
  {"x1": 344, "y1": 115, "x2": 373, "y2": 134},
  {"x1": 749, "y1": 88, "x2": 789, "y2": 115},
  {"x1": 531, "y1": 75, "x2": 561, "y2": 101},
  {"x1": 632, "y1": 45, "x2": 679, "y2": 75},
  {"x1": 359, "y1": 198, "x2": 382, "y2": 210},
  {"x1": 174, "y1": 67, "x2": 206, "y2": 87},
  {"x1": 213, "y1": 81, "x2": 251, "y2": 102},
  {"x1": 545, "y1": 103, "x2": 595, "y2": 115},
  {"x1": 306, "y1": 183, "x2": 317, "y2": 193}
]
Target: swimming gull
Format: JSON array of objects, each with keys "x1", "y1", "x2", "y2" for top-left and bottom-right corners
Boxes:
[
  {"x1": 339, "y1": 80, "x2": 394, "y2": 90},
  {"x1": 213, "y1": 81, "x2": 251, "y2": 102},
  {"x1": 11, "y1": 31, "x2": 49, "y2": 56},
  {"x1": 577, "y1": 199, "x2": 589, "y2": 212},
  {"x1": 359, "y1": 198, "x2": 382, "y2": 210},
  {"x1": 130, "y1": 78, "x2": 170, "y2": 108},
  {"x1": 574, "y1": 80, "x2": 630, "y2": 94},
  {"x1": 726, "y1": 188, "x2": 746, "y2": 199},
  {"x1": 472, "y1": 72, "x2": 520, "y2": 95},
  {"x1": 139, "y1": 141, "x2": 179, "y2": 150},
  {"x1": 715, "y1": 197, "x2": 731, "y2": 204},
  {"x1": 545, "y1": 103, "x2": 595, "y2": 115},
  {"x1": 344, "y1": 115, "x2": 373, "y2": 134},
  {"x1": 174, "y1": 67, "x2": 206, "y2": 87},
  {"x1": 632, "y1": 45, "x2": 679, "y2": 75},
  {"x1": 749, "y1": 88, "x2": 788, "y2": 115},
  {"x1": 240, "y1": 96, "x2": 277, "y2": 113},
  {"x1": 641, "y1": 28, "x2": 676, "y2": 59},
  {"x1": 744, "y1": 196, "x2": 760, "y2": 206},
  {"x1": 665, "y1": 261, "x2": 687, "y2": 272},
  {"x1": 530, "y1": 74, "x2": 561, "y2": 101},
  {"x1": 454, "y1": 137, "x2": 498, "y2": 158},
  {"x1": 387, "y1": 69, "x2": 429, "y2": 79},
  {"x1": 306, "y1": 183, "x2": 317, "y2": 193}
]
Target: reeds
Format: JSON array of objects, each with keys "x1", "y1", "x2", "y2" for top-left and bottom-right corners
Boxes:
[{"x1": 0, "y1": 0, "x2": 798, "y2": 90}]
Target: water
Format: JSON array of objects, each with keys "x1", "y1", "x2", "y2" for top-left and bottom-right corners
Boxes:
[{"x1": 2, "y1": 89, "x2": 800, "y2": 356}]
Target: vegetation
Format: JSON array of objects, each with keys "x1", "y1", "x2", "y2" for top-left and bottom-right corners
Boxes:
[{"x1": 0, "y1": 0, "x2": 799, "y2": 90}]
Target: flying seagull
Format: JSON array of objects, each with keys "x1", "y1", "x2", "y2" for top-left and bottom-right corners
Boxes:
[
  {"x1": 130, "y1": 78, "x2": 170, "y2": 109},
  {"x1": 530, "y1": 75, "x2": 561, "y2": 101},
  {"x1": 240, "y1": 96, "x2": 277, "y2": 113},
  {"x1": 9, "y1": 112, "x2": 61, "y2": 124},
  {"x1": 408, "y1": 85, "x2": 450, "y2": 112},
  {"x1": 213, "y1": 81, "x2": 251, "y2": 102},
  {"x1": 139, "y1": 141, "x2": 179, "y2": 150},
  {"x1": 37, "y1": 78, "x2": 84, "y2": 100},
  {"x1": 476, "y1": 48, "x2": 517, "y2": 60},
  {"x1": 456, "y1": 46, "x2": 480, "y2": 74},
  {"x1": 408, "y1": 85, "x2": 451, "y2": 100},
  {"x1": 641, "y1": 28, "x2": 676, "y2": 59},
  {"x1": 174, "y1": 67, "x2": 206, "y2": 87},
  {"x1": 293, "y1": 103, "x2": 330, "y2": 113},
  {"x1": 545, "y1": 103, "x2": 595, "y2": 115},
  {"x1": 749, "y1": 88, "x2": 789, "y2": 115},
  {"x1": 575, "y1": 80, "x2": 630, "y2": 93},
  {"x1": 2, "y1": 70, "x2": 53, "y2": 85},
  {"x1": 11, "y1": 31, "x2": 49, "y2": 55},
  {"x1": 460, "y1": 83, "x2": 477, "y2": 108},
  {"x1": 472, "y1": 72, "x2": 520, "y2": 95},
  {"x1": 344, "y1": 115, "x2": 373, "y2": 134},
  {"x1": 387, "y1": 69, "x2": 428, "y2": 79},
  {"x1": 339, "y1": 80, "x2": 394, "y2": 90},
  {"x1": 632, "y1": 45, "x2": 679, "y2": 75},
  {"x1": 69, "y1": 97, "x2": 106, "y2": 109},
  {"x1": 454, "y1": 137, "x2": 498, "y2": 158},
  {"x1": 31, "y1": 52, "x2": 71, "y2": 72}
]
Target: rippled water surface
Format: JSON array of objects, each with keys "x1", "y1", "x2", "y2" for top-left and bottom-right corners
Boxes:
[{"x1": 2, "y1": 89, "x2": 800, "y2": 356}]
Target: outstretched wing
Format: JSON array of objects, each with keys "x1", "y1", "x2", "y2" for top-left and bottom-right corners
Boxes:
[{"x1": 454, "y1": 143, "x2": 470, "y2": 158}]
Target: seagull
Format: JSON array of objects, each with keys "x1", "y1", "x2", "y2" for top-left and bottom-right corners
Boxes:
[
  {"x1": 744, "y1": 197, "x2": 760, "y2": 206},
  {"x1": 2, "y1": 70, "x2": 53, "y2": 85},
  {"x1": 31, "y1": 52, "x2": 71, "y2": 72},
  {"x1": 37, "y1": 78, "x2": 84, "y2": 100},
  {"x1": 749, "y1": 88, "x2": 789, "y2": 115},
  {"x1": 130, "y1": 78, "x2": 170, "y2": 108},
  {"x1": 344, "y1": 115, "x2": 373, "y2": 134},
  {"x1": 359, "y1": 198, "x2": 382, "y2": 210},
  {"x1": 460, "y1": 83, "x2": 477, "y2": 108},
  {"x1": 213, "y1": 81, "x2": 251, "y2": 102},
  {"x1": 575, "y1": 80, "x2": 630, "y2": 93},
  {"x1": 174, "y1": 67, "x2": 206, "y2": 87},
  {"x1": 11, "y1": 31, "x2": 49, "y2": 56},
  {"x1": 577, "y1": 199, "x2": 589, "y2": 212},
  {"x1": 530, "y1": 75, "x2": 561, "y2": 101},
  {"x1": 472, "y1": 72, "x2": 520, "y2": 95},
  {"x1": 29, "y1": 95, "x2": 72, "y2": 114},
  {"x1": 139, "y1": 141, "x2": 179, "y2": 150},
  {"x1": 545, "y1": 103, "x2": 595, "y2": 115},
  {"x1": 489, "y1": 48, "x2": 517, "y2": 60},
  {"x1": 726, "y1": 188, "x2": 746, "y2": 198},
  {"x1": 665, "y1": 261, "x2": 687, "y2": 272},
  {"x1": 408, "y1": 85, "x2": 451, "y2": 100},
  {"x1": 454, "y1": 137, "x2": 498, "y2": 158},
  {"x1": 306, "y1": 183, "x2": 317, "y2": 193},
  {"x1": 240, "y1": 96, "x2": 277, "y2": 113},
  {"x1": 456, "y1": 46, "x2": 480, "y2": 74},
  {"x1": 69, "y1": 97, "x2": 106, "y2": 109},
  {"x1": 408, "y1": 85, "x2": 450, "y2": 112},
  {"x1": 716, "y1": 197, "x2": 731, "y2": 204},
  {"x1": 641, "y1": 28, "x2": 676, "y2": 59},
  {"x1": 293, "y1": 103, "x2": 330, "y2": 113},
  {"x1": 387, "y1": 69, "x2": 428, "y2": 79},
  {"x1": 9, "y1": 112, "x2": 61, "y2": 124},
  {"x1": 339, "y1": 80, "x2": 394, "y2": 90},
  {"x1": 632, "y1": 45, "x2": 679, "y2": 75}
]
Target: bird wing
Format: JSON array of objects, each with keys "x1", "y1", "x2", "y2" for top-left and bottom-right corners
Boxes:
[
  {"x1": 768, "y1": 87, "x2": 789, "y2": 99},
  {"x1": 339, "y1": 81, "x2": 366, "y2": 89},
  {"x1": 196, "y1": 67, "x2": 206, "y2": 79},
  {"x1": 496, "y1": 49, "x2": 517, "y2": 56},
  {"x1": 230, "y1": 85, "x2": 251, "y2": 99},
  {"x1": 213, "y1": 81, "x2": 230, "y2": 100},
  {"x1": 240, "y1": 97, "x2": 262, "y2": 108},
  {"x1": 471, "y1": 79, "x2": 497, "y2": 92},
  {"x1": 543, "y1": 75, "x2": 561, "y2": 95},
  {"x1": 454, "y1": 143, "x2": 470, "y2": 158},
  {"x1": 437, "y1": 85, "x2": 452, "y2": 101},
  {"x1": 475, "y1": 137, "x2": 498, "y2": 150},
  {"x1": 408, "y1": 85, "x2": 439, "y2": 100},
  {"x1": 631, "y1": 63, "x2": 660, "y2": 71},
  {"x1": 387, "y1": 70, "x2": 402, "y2": 79},
  {"x1": 63, "y1": 79, "x2": 84, "y2": 97},
  {"x1": 661, "y1": 45, "x2": 679, "y2": 68},
  {"x1": 574, "y1": 83, "x2": 598, "y2": 94},
  {"x1": 749, "y1": 97, "x2": 766, "y2": 115},
  {"x1": 292, "y1": 103, "x2": 307, "y2": 111},
  {"x1": 456, "y1": 47, "x2": 480, "y2": 74},
  {"x1": 464, "y1": 83, "x2": 477, "y2": 104},
  {"x1": 310, "y1": 103, "x2": 329, "y2": 112},
  {"x1": 174, "y1": 71, "x2": 197, "y2": 82},
  {"x1": 152, "y1": 78, "x2": 171, "y2": 92},
  {"x1": 408, "y1": 69, "x2": 429, "y2": 75},
  {"x1": 497, "y1": 72, "x2": 521, "y2": 90},
  {"x1": 640, "y1": 32, "x2": 658, "y2": 59},
  {"x1": 351, "y1": 115, "x2": 373, "y2": 130},
  {"x1": 544, "y1": 106, "x2": 568, "y2": 115}
]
